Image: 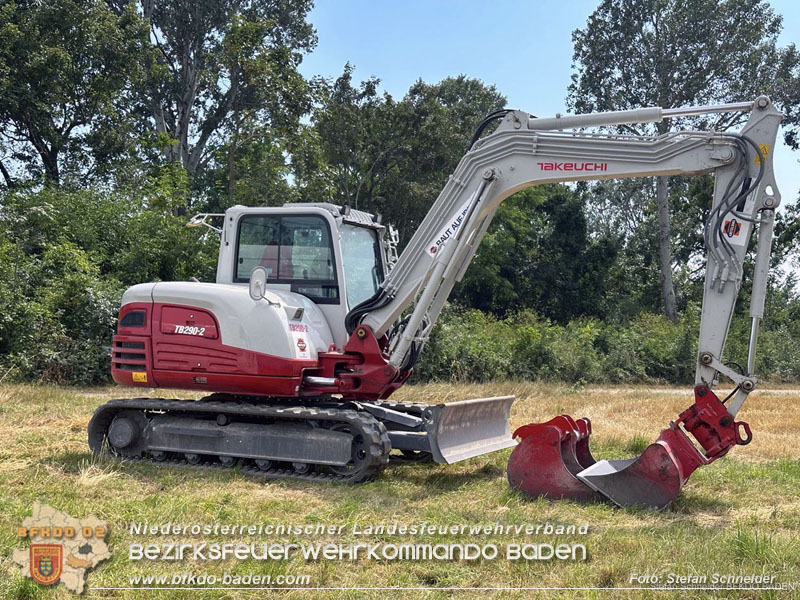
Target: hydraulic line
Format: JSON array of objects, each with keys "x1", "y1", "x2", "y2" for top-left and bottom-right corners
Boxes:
[{"x1": 703, "y1": 134, "x2": 765, "y2": 289}]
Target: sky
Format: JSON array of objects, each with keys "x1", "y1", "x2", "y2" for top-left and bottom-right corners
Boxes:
[{"x1": 298, "y1": 0, "x2": 800, "y2": 203}]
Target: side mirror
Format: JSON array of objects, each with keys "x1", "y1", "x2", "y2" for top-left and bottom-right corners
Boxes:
[{"x1": 249, "y1": 266, "x2": 268, "y2": 301}]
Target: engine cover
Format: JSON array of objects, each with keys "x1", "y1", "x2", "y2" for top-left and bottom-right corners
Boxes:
[{"x1": 111, "y1": 281, "x2": 335, "y2": 396}]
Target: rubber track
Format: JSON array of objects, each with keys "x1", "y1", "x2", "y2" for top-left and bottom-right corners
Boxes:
[{"x1": 88, "y1": 397, "x2": 391, "y2": 483}]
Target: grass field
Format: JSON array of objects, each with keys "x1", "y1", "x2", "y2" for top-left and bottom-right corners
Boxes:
[{"x1": 1, "y1": 382, "x2": 799, "y2": 599}]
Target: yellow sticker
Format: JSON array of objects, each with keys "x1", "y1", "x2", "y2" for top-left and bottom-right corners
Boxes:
[
  {"x1": 754, "y1": 144, "x2": 770, "y2": 164},
  {"x1": 132, "y1": 372, "x2": 148, "y2": 383}
]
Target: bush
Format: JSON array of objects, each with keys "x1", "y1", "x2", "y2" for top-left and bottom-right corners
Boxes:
[
  {"x1": 414, "y1": 303, "x2": 800, "y2": 385},
  {"x1": 2, "y1": 183, "x2": 799, "y2": 387},
  {"x1": 0, "y1": 183, "x2": 217, "y2": 385}
]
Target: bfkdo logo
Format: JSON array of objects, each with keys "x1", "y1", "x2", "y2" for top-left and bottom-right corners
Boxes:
[
  {"x1": 30, "y1": 544, "x2": 63, "y2": 585},
  {"x1": 13, "y1": 502, "x2": 111, "y2": 594}
]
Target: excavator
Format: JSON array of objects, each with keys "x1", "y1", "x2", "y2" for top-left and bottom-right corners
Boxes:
[{"x1": 89, "y1": 95, "x2": 782, "y2": 510}]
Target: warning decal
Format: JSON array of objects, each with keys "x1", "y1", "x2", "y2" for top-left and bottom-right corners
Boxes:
[
  {"x1": 754, "y1": 144, "x2": 770, "y2": 165},
  {"x1": 291, "y1": 331, "x2": 311, "y2": 359}
]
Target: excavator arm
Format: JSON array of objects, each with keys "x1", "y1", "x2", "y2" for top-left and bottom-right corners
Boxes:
[
  {"x1": 349, "y1": 97, "x2": 781, "y2": 385},
  {"x1": 341, "y1": 97, "x2": 782, "y2": 508}
]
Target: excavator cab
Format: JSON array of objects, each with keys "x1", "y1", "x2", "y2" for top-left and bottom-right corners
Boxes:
[{"x1": 214, "y1": 203, "x2": 387, "y2": 349}]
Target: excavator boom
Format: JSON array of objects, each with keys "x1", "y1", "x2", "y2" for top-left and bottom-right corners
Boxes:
[{"x1": 344, "y1": 96, "x2": 780, "y2": 507}]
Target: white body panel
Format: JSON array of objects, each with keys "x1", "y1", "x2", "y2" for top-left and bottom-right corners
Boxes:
[{"x1": 122, "y1": 282, "x2": 334, "y2": 360}]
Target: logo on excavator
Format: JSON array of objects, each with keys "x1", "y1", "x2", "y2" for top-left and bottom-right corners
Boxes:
[
  {"x1": 724, "y1": 219, "x2": 741, "y2": 238},
  {"x1": 173, "y1": 325, "x2": 206, "y2": 336},
  {"x1": 426, "y1": 193, "x2": 476, "y2": 257},
  {"x1": 537, "y1": 162, "x2": 608, "y2": 172}
]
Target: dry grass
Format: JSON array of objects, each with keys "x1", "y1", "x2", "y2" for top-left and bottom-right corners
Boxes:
[
  {"x1": 0, "y1": 382, "x2": 799, "y2": 600},
  {"x1": 393, "y1": 382, "x2": 800, "y2": 463}
]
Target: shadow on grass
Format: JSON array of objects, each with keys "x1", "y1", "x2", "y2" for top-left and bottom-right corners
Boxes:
[
  {"x1": 497, "y1": 480, "x2": 733, "y2": 518},
  {"x1": 667, "y1": 491, "x2": 733, "y2": 513},
  {"x1": 381, "y1": 461, "x2": 507, "y2": 494},
  {"x1": 39, "y1": 450, "x2": 93, "y2": 474},
  {"x1": 40, "y1": 450, "x2": 243, "y2": 489}
]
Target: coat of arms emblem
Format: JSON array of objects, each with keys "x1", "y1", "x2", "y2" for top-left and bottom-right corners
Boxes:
[{"x1": 30, "y1": 544, "x2": 63, "y2": 585}]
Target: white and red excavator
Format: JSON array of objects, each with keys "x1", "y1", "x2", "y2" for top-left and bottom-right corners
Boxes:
[{"x1": 89, "y1": 95, "x2": 782, "y2": 510}]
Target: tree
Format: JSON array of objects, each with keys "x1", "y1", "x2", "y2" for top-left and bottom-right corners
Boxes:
[
  {"x1": 196, "y1": 113, "x2": 296, "y2": 210},
  {"x1": 0, "y1": 0, "x2": 148, "y2": 185},
  {"x1": 295, "y1": 67, "x2": 506, "y2": 239},
  {"x1": 107, "y1": 0, "x2": 316, "y2": 187},
  {"x1": 294, "y1": 64, "x2": 389, "y2": 210},
  {"x1": 568, "y1": 0, "x2": 800, "y2": 321},
  {"x1": 455, "y1": 186, "x2": 622, "y2": 322}
]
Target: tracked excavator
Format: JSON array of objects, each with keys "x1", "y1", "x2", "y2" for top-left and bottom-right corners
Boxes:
[{"x1": 90, "y1": 96, "x2": 782, "y2": 509}]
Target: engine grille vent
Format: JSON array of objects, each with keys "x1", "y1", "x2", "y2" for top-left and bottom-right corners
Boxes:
[{"x1": 113, "y1": 339, "x2": 147, "y2": 371}]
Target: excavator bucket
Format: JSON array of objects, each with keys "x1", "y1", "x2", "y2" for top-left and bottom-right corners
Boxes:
[
  {"x1": 576, "y1": 434, "x2": 687, "y2": 510},
  {"x1": 425, "y1": 396, "x2": 517, "y2": 464},
  {"x1": 506, "y1": 415, "x2": 600, "y2": 501},
  {"x1": 508, "y1": 386, "x2": 752, "y2": 509},
  {"x1": 573, "y1": 417, "x2": 597, "y2": 468}
]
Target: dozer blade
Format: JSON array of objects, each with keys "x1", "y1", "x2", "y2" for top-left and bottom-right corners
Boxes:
[
  {"x1": 424, "y1": 396, "x2": 516, "y2": 464},
  {"x1": 507, "y1": 416, "x2": 600, "y2": 502}
]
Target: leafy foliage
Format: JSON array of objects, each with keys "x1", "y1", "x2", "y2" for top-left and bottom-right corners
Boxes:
[
  {"x1": 0, "y1": 184, "x2": 217, "y2": 384},
  {"x1": 455, "y1": 186, "x2": 622, "y2": 321},
  {"x1": 416, "y1": 302, "x2": 800, "y2": 384},
  {"x1": 129, "y1": 0, "x2": 316, "y2": 180},
  {"x1": 0, "y1": 0, "x2": 149, "y2": 183},
  {"x1": 568, "y1": 0, "x2": 800, "y2": 321},
  {"x1": 294, "y1": 66, "x2": 506, "y2": 239}
]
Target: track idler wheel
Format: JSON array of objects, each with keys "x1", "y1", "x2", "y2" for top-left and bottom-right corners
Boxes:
[
  {"x1": 105, "y1": 410, "x2": 149, "y2": 457},
  {"x1": 507, "y1": 416, "x2": 600, "y2": 502}
]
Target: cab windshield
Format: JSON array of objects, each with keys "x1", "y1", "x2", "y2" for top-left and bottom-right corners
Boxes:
[
  {"x1": 340, "y1": 225, "x2": 383, "y2": 309},
  {"x1": 235, "y1": 214, "x2": 339, "y2": 303}
]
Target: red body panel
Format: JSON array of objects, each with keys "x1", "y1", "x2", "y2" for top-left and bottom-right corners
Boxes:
[{"x1": 111, "y1": 302, "x2": 409, "y2": 400}]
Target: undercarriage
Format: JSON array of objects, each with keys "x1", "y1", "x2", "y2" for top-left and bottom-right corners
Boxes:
[{"x1": 88, "y1": 395, "x2": 515, "y2": 483}]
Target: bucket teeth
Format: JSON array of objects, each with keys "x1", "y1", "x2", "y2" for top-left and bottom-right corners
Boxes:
[{"x1": 507, "y1": 416, "x2": 600, "y2": 502}]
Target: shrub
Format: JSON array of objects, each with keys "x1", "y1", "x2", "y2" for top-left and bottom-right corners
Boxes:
[{"x1": 415, "y1": 303, "x2": 800, "y2": 385}]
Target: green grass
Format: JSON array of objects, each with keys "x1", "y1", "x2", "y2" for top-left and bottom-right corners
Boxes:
[{"x1": 0, "y1": 384, "x2": 799, "y2": 599}]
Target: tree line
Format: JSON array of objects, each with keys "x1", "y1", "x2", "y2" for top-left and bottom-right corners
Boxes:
[{"x1": 0, "y1": 0, "x2": 799, "y2": 384}]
